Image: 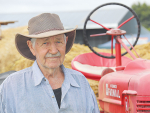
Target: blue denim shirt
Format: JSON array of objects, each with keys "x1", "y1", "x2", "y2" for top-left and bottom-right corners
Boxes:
[{"x1": 0, "y1": 61, "x2": 99, "y2": 113}]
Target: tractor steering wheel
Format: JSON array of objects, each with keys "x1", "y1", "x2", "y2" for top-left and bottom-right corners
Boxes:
[{"x1": 83, "y1": 2, "x2": 141, "y2": 58}]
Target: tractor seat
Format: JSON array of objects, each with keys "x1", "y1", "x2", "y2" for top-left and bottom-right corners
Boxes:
[
  {"x1": 71, "y1": 52, "x2": 132, "y2": 81},
  {"x1": 73, "y1": 61, "x2": 116, "y2": 75}
]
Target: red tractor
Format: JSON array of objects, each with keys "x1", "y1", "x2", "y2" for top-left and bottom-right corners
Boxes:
[{"x1": 72, "y1": 3, "x2": 149, "y2": 113}]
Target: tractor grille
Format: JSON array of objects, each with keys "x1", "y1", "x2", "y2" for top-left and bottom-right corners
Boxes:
[{"x1": 137, "y1": 100, "x2": 150, "y2": 112}]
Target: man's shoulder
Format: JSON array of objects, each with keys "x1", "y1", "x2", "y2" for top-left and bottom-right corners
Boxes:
[
  {"x1": 1, "y1": 67, "x2": 33, "y2": 86},
  {"x1": 65, "y1": 68, "x2": 93, "y2": 94},
  {"x1": 66, "y1": 68, "x2": 84, "y2": 77},
  {"x1": 65, "y1": 68, "x2": 88, "y2": 83},
  {"x1": 9, "y1": 67, "x2": 32, "y2": 78}
]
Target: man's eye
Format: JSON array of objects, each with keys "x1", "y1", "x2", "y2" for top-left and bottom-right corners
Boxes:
[
  {"x1": 43, "y1": 42, "x2": 47, "y2": 44},
  {"x1": 56, "y1": 41, "x2": 61, "y2": 43}
]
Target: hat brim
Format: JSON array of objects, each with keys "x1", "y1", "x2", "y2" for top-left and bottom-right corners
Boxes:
[{"x1": 15, "y1": 25, "x2": 78, "y2": 60}]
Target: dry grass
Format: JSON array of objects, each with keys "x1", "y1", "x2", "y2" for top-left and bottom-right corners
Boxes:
[{"x1": 1, "y1": 26, "x2": 150, "y2": 110}]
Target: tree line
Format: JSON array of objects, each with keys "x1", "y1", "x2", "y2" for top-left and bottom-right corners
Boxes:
[{"x1": 132, "y1": 2, "x2": 150, "y2": 31}]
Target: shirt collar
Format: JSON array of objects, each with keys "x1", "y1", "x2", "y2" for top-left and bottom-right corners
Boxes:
[
  {"x1": 32, "y1": 61, "x2": 45, "y2": 86},
  {"x1": 32, "y1": 61, "x2": 80, "y2": 88},
  {"x1": 60, "y1": 65, "x2": 80, "y2": 88}
]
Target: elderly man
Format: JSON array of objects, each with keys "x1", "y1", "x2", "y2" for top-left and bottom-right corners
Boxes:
[{"x1": 0, "y1": 13, "x2": 99, "y2": 113}]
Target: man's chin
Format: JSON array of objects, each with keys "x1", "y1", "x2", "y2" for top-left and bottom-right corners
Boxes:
[
  {"x1": 44, "y1": 64, "x2": 61, "y2": 70},
  {"x1": 46, "y1": 57, "x2": 60, "y2": 61}
]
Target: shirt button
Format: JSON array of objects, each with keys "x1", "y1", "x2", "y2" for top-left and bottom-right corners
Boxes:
[
  {"x1": 52, "y1": 96, "x2": 54, "y2": 98},
  {"x1": 44, "y1": 79, "x2": 46, "y2": 81}
]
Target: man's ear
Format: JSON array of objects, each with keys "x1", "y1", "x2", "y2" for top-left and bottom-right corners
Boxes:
[
  {"x1": 27, "y1": 40, "x2": 36, "y2": 56},
  {"x1": 66, "y1": 36, "x2": 68, "y2": 43}
]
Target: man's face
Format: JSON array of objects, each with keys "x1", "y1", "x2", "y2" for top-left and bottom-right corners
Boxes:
[{"x1": 28, "y1": 34, "x2": 67, "y2": 70}]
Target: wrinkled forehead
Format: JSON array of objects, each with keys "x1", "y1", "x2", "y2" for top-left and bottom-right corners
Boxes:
[{"x1": 39, "y1": 34, "x2": 64, "y2": 41}]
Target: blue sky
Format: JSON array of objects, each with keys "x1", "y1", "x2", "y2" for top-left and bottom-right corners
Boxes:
[{"x1": 0, "y1": 0, "x2": 150, "y2": 13}]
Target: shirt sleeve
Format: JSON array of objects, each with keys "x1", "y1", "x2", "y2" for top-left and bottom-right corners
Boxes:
[
  {"x1": 91, "y1": 88, "x2": 100, "y2": 113},
  {"x1": 0, "y1": 85, "x2": 5, "y2": 113}
]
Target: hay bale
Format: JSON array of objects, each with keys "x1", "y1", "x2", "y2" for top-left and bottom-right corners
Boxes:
[
  {"x1": 0, "y1": 26, "x2": 28, "y2": 73},
  {"x1": 1, "y1": 26, "x2": 150, "y2": 110}
]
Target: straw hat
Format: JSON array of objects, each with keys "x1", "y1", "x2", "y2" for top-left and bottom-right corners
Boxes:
[{"x1": 15, "y1": 13, "x2": 77, "y2": 60}]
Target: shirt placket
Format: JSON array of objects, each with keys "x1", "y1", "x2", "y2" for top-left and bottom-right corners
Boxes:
[
  {"x1": 42, "y1": 78, "x2": 59, "y2": 112},
  {"x1": 58, "y1": 83, "x2": 71, "y2": 113}
]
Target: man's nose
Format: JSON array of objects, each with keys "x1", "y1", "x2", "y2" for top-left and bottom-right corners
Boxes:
[{"x1": 48, "y1": 42, "x2": 58, "y2": 54}]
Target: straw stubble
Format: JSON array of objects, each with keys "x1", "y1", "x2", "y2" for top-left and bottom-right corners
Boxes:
[{"x1": 1, "y1": 26, "x2": 150, "y2": 110}]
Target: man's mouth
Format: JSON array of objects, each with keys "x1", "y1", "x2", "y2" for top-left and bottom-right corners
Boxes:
[{"x1": 45, "y1": 56, "x2": 60, "y2": 59}]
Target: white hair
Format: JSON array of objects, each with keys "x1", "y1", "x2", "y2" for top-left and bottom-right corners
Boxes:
[
  {"x1": 64, "y1": 34, "x2": 67, "y2": 44},
  {"x1": 30, "y1": 38, "x2": 36, "y2": 47},
  {"x1": 30, "y1": 34, "x2": 66, "y2": 48}
]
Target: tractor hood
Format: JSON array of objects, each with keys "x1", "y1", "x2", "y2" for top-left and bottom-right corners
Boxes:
[
  {"x1": 124, "y1": 58, "x2": 150, "y2": 96},
  {"x1": 126, "y1": 59, "x2": 150, "y2": 96},
  {"x1": 98, "y1": 58, "x2": 150, "y2": 105},
  {"x1": 98, "y1": 69, "x2": 134, "y2": 105}
]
